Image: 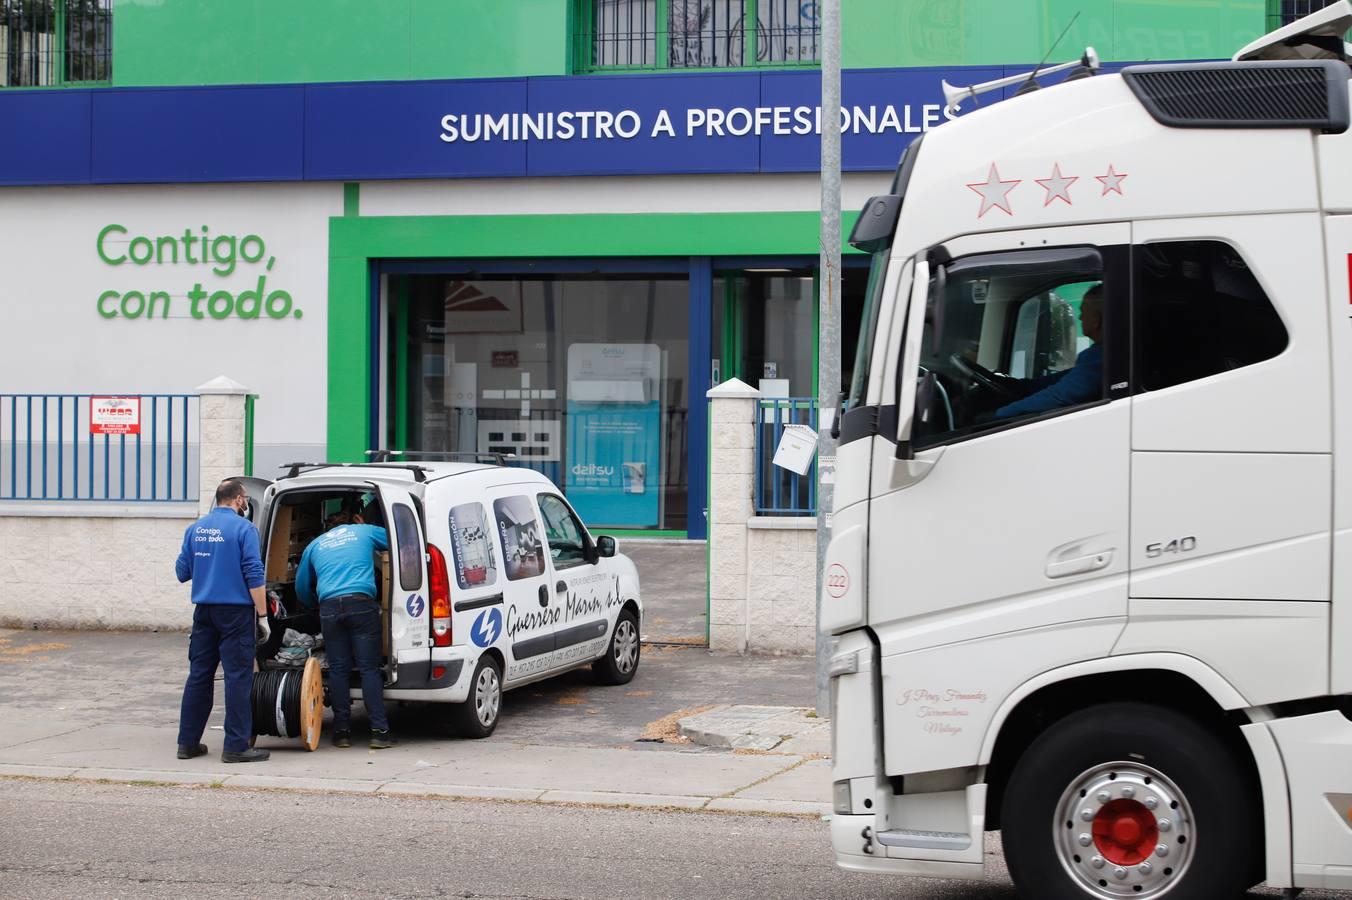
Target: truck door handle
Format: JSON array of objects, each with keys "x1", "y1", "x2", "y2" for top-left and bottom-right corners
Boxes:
[
  {"x1": 538, "y1": 585, "x2": 549, "y2": 608},
  {"x1": 556, "y1": 580, "x2": 567, "y2": 593},
  {"x1": 1046, "y1": 550, "x2": 1113, "y2": 579}
]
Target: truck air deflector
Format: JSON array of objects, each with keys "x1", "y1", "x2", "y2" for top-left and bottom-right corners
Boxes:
[{"x1": 1122, "y1": 60, "x2": 1350, "y2": 133}]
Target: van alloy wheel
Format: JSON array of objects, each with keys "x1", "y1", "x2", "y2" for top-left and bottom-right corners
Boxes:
[
  {"x1": 593, "y1": 609, "x2": 640, "y2": 685},
  {"x1": 1053, "y1": 761, "x2": 1195, "y2": 899},
  {"x1": 474, "y1": 663, "x2": 501, "y2": 728},
  {"x1": 613, "y1": 618, "x2": 638, "y2": 675}
]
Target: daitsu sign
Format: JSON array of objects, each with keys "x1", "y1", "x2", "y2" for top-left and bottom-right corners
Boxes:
[{"x1": 89, "y1": 396, "x2": 141, "y2": 435}]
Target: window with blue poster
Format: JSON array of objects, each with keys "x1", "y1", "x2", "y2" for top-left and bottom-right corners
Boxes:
[{"x1": 565, "y1": 343, "x2": 664, "y2": 529}]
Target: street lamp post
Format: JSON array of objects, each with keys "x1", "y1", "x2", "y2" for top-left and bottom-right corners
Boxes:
[{"x1": 815, "y1": 0, "x2": 841, "y2": 716}]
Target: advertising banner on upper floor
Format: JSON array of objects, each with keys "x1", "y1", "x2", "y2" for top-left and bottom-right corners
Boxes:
[{"x1": 0, "y1": 65, "x2": 1018, "y2": 186}]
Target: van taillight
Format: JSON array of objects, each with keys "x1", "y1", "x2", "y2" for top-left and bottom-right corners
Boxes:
[{"x1": 428, "y1": 544, "x2": 452, "y2": 648}]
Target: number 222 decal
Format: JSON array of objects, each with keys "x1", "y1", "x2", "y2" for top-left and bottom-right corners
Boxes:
[{"x1": 1145, "y1": 536, "x2": 1197, "y2": 558}]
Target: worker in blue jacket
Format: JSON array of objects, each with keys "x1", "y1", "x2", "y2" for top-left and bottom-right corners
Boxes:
[
  {"x1": 174, "y1": 479, "x2": 270, "y2": 764},
  {"x1": 296, "y1": 506, "x2": 396, "y2": 749}
]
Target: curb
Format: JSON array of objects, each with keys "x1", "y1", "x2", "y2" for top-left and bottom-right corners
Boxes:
[{"x1": 0, "y1": 764, "x2": 831, "y2": 818}]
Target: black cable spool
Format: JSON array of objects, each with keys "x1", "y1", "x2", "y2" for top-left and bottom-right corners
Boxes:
[{"x1": 251, "y1": 667, "x2": 305, "y2": 739}]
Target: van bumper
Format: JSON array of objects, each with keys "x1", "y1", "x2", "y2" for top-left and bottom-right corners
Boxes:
[{"x1": 383, "y1": 649, "x2": 474, "y2": 703}]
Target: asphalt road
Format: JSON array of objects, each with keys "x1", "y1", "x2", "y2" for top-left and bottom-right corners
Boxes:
[{"x1": 0, "y1": 780, "x2": 1343, "y2": 900}]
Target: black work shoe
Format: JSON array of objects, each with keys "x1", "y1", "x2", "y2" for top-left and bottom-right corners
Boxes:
[
  {"x1": 369, "y1": 730, "x2": 398, "y2": 750},
  {"x1": 221, "y1": 748, "x2": 270, "y2": 763},
  {"x1": 176, "y1": 743, "x2": 208, "y2": 760},
  {"x1": 332, "y1": 730, "x2": 351, "y2": 748}
]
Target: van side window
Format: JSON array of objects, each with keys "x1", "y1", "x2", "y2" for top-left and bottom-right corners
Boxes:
[
  {"x1": 537, "y1": 494, "x2": 590, "y2": 569},
  {"x1": 448, "y1": 502, "x2": 498, "y2": 589},
  {"x1": 392, "y1": 504, "x2": 423, "y2": 591},
  {"x1": 913, "y1": 246, "x2": 1110, "y2": 448},
  {"x1": 1135, "y1": 240, "x2": 1287, "y2": 392},
  {"x1": 493, "y1": 496, "x2": 547, "y2": 581}
]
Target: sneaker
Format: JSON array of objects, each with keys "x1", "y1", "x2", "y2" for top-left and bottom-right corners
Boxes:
[
  {"x1": 221, "y1": 748, "x2": 270, "y2": 763},
  {"x1": 176, "y1": 743, "x2": 208, "y2": 760},
  {"x1": 369, "y1": 730, "x2": 398, "y2": 750},
  {"x1": 332, "y1": 730, "x2": 351, "y2": 748}
]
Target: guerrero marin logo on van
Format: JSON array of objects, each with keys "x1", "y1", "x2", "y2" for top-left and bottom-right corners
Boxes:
[{"x1": 471, "y1": 608, "x2": 503, "y2": 648}]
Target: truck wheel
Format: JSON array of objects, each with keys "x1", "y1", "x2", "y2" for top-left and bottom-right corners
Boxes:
[
  {"x1": 592, "y1": 609, "x2": 640, "y2": 685},
  {"x1": 450, "y1": 655, "x2": 502, "y2": 739},
  {"x1": 1001, "y1": 701, "x2": 1258, "y2": 900}
]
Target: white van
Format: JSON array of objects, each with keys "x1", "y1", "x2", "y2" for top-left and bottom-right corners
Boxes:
[{"x1": 240, "y1": 457, "x2": 643, "y2": 738}]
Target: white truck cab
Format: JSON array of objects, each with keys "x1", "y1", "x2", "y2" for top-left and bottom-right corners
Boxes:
[
  {"x1": 240, "y1": 456, "x2": 642, "y2": 738},
  {"x1": 827, "y1": 4, "x2": 1352, "y2": 897}
]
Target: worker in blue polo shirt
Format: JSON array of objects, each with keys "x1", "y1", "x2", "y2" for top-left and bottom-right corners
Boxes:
[
  {"x1": 174, "y1": 478, "x2": 270, "y2": 764},
  {"x1": 296, "y1": 505, "x2": 396, "y2": 749}
]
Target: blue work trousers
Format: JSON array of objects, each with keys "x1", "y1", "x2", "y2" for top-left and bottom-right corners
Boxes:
[
  {"x1": 178, "y1": 603, "x2": 254, "y2": 753},
  {"x1": 320, "y1": 594, "x2": 388, "y2": 733}
]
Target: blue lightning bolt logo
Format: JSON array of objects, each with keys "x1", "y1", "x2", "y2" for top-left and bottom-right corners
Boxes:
[{"x1": 471, "y1": 608, "x2": 502, "y2": 648}]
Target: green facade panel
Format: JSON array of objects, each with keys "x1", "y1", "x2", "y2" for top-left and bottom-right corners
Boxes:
[
  {"x1": 113, "y1": 0, "x2": 261, "y2": 86},
  {"x1": 110, "y1": 0, "x2": 1267, "y2": 88},
  {"x1": 112, "y1": 0, "x2": 568, "y2": 87},
  {"x1": 256, "y1": 0, "x2": 414, "y2": 83},
  {"x1": 410, "y1": 0, "x2": 568, "y2": 78},
  {"x1": 840, "y1": 0, "x2": 1266, "y2": 69}
]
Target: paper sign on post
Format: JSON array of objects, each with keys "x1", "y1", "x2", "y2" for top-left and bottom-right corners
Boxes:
[
  {"x1": 773, "y1": 423, "x2": 818, "y2": 476},
  {"x1": 90, "y1": 396, "x2": 140, "y2": 435}
]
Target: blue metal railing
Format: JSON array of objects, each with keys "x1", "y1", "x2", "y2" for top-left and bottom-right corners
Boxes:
[
  {"x1": 0, "y1": 394, "x2": 200, "y2": 502},
  {"x1": 753, "y1": 396, "x2": 817, "y2": 516}
]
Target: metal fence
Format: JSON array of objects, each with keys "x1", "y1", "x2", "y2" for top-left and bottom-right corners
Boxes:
[
  {"x1": 585, "y1": 0, "x2": 819, "y2": 70},
  {"x1": 0, "y1": 0, "x2": 112, "y2": 88},
  {"x1": 753, "y1": 396, "x2": 817, "y2": 515},
  {"x1": 1271, "y1": 0, "x2": 1343, "y2": 28},
  {"x1": 0, "y1": 394, "x2": 199, "y2": 502}
]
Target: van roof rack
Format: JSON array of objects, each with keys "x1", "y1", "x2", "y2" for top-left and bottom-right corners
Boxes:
[
  {"x1": 365, "y1": 449, "x2": 514, "y2": 466},
  {"x1": 278, "y1": 461, "x2": 432, "y2": 482}
]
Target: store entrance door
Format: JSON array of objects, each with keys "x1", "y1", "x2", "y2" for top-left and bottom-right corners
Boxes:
[{"x1": 387, "y1": 267, "x2": 693, "y2": 534}]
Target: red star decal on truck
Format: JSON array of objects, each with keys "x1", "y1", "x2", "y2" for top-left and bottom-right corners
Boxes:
[
  {"x1": 1035, "y1": 163, "x2": 1078, "y2": 206},
  {"x1": 966, "y1": 163, "x2": 1020, "y2": 217},
  {"x1": 1096, "y1": 164, "x2": 1128, "y2": 196}
]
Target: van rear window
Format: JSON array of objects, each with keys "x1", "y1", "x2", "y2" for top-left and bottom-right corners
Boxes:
[
  {"x1": 448, "y1": 502, "x2": 499, "y2": 589},
  {"x1": 392, "y1": 504, "x2": 423, "y2": 591}
]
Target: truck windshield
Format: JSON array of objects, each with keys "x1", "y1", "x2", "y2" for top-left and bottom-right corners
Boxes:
[{"x1": 846, "y1": 250, "x2": 890, "y2": 409}]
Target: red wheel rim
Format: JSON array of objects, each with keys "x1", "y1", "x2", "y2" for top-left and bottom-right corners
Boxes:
[{"x1": 1091, "y1": 798, "x2": 1159, "y2": 866}]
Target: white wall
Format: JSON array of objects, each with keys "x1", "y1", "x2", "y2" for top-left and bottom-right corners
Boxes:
[
  {"x1": 0, "y1": 182, "x2": 343, "y2": 473},
  {"x1": 360, "y1": 171, "x2": 891, "y2": 217}
]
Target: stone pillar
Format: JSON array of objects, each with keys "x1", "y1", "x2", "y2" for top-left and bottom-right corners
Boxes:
[
  {"x1": 706, "y1": 378, "x2": 759, "y2": 652},
  {"x1": 196, "y1": 375, "x2": 252, "y2": 513}
]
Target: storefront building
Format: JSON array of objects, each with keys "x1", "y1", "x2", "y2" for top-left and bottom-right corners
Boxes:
[{"x1": 0, "y1": 0, "x2": 1305, "y2": 538}]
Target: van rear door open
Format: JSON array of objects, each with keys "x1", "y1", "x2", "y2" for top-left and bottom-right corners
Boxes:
[{"x1": 375, "y1": 482, "x2": 432, "y2": 685}]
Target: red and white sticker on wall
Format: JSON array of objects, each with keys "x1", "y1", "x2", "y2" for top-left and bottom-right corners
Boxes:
[{"x1": 89, "y1": 396, "x2": 141, "y2": 435}]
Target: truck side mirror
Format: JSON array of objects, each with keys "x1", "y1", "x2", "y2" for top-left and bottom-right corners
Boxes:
[{"x1": 596, "y1": 535, "x2": 618, "y2": 558}]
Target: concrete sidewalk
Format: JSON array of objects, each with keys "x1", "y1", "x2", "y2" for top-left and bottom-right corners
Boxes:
[{"x1": 0, "y1": 627, "x2": 830, "y2": 816}]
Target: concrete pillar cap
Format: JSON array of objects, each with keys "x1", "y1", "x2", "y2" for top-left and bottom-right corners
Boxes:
[
  {"x1": 195, "y1": 375, "x2": 252, "y2": 396},
  {"x1": 706, "y1": 378, "x2": 760, "y2": 400}
]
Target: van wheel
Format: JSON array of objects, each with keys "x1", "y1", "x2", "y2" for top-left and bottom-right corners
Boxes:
[
  {"x1": 451, "y1": 655, "x2": 502, "y2": 739},
  {"x1": 1001, "y1": 701, "x2": 1258, "y2": 900},
  {"x1": 593, "y1": 609, "x2": 640, "y2": 685}
]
